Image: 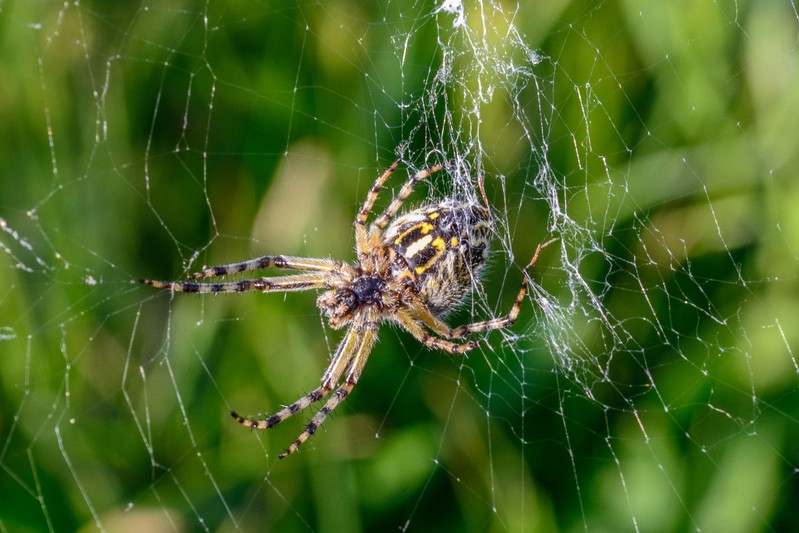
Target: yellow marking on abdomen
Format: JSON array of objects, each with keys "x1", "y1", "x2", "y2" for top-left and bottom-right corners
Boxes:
[
  {"x1": 393, "y1": 221, "x2": 434, "y2": 246},
  {"x1": 414, "y1": 237, "x2": 446, "y2": 275},
  {"x1": 405, "y1": 234, "x2": 433, "y2": 258}
]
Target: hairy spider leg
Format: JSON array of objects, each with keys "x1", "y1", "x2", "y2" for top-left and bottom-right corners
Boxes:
[
  {"x1": 354, "y1": 160, "x2": 445, "y2": 260},
  {"x1": 356, "y1": 159, "x2": 401, "y2": 227},
  {"x1": 140, "y1": 273, "x2": 331, "y2": 294},
  {"x1": 278, "y1": 382, "x2": 354, "y2": 459},
  {"x1": 392, "y1": 308, "x2": 478, "y2": 354},
  {"x1": 448, "y1": 239, "x2": 555, "y2": 335},
  {"x1": 189, "y1": 255, "x2": 342, "y2": 280},
  {"x1": 279, "y1": 312, "x2": 378, "y2": 457},
  {"x1": 232, "y1": 315, "x2": 374, "y2": 458},
  {"x1": 371, "y1": 164, "x2": 444, "y2": 231},
  {"x1": 355, "y1": 159, "x2": 401, "y2": 261}
]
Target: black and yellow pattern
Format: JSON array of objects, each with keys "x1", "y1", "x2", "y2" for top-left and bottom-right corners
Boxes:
[{"x1": 384, "y1": 203, "x2": 491, "y2": 315}]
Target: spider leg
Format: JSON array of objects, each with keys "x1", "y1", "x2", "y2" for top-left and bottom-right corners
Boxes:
[
  {"x1": 393, "y1": 309, "x2": 477, "y2": 354},
  {"x1": 140, "y1": 273, "x2": 330, "y2": 294},
  {"x1": 280, "y1": 313, "x2": 378, "y2": 458},
  {"x1": 371, "y1": 163, "x2": 445, "y2": 231},
  {"x1": 189, "y1": 255, "x2": 343, "y2": 279},
  {"x1": 450, "y1": 274, "x2": 529, "y2": 336},
  {"x1": 356, "y1": 159, "x2": 401, "y2": 227},
  {"x1": 231, "y1": 386, "x2": 328, "y2": 428},
  {"x1": 355, "y1": 159, "x2": 401, "y2": 259},
  {"x1": 405, "y1": 271, "x2": 529, "y2": 339},
  {"x1": 231, "y1": 326, "x2": 359, "y2": 429},
  {"x1": 279, "y1": 382, "x2": 354, "y2": 458}
]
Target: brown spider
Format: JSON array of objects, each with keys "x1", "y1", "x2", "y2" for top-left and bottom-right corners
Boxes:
[{"x1": 141, "y1": 159, "x2": 548, "y2": 458}]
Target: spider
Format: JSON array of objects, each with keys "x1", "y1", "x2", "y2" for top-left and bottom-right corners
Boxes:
[{"x1": 141, "y1": 159, "x2": 548, "y2": 458}]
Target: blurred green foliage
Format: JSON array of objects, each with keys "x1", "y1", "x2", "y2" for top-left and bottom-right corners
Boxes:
[{"x1": 1, "y1": 0, "x2": 798, "y2": 531}]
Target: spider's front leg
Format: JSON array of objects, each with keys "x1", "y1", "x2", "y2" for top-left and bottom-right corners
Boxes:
[
  {"x1": 188, "y1": 255, "x2": 343, "y2": 279},
  {"x1": 141, "y1": 257, "x2": 357, "y2": 294},
  {"x1": 230, "y1": 326, "x2": 360, "y2": 429},
  {"x1": 140, "y1": 273, "x2": 331, "y2": 294}
]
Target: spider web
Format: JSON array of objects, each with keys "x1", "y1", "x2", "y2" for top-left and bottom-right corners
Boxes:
[{"x1": 2, "y1": 0, "x2": 798, "y2": 530}]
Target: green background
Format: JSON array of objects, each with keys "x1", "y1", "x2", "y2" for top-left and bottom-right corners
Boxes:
[{"x1": 1, "y1": 1, "x2": 798, "y2": 531}]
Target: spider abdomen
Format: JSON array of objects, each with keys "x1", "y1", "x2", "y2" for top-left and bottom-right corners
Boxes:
[{"x1": 383, "y1": 202, "x2": 491, "y2": 316}]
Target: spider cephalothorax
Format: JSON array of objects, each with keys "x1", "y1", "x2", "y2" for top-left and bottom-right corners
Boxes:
[
  {"x1": 142, "y1": 159, "x2": 546, "y2": 458},
  {"x1": 318, "y1": 275, "x2": 388, "y2": 328}
]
